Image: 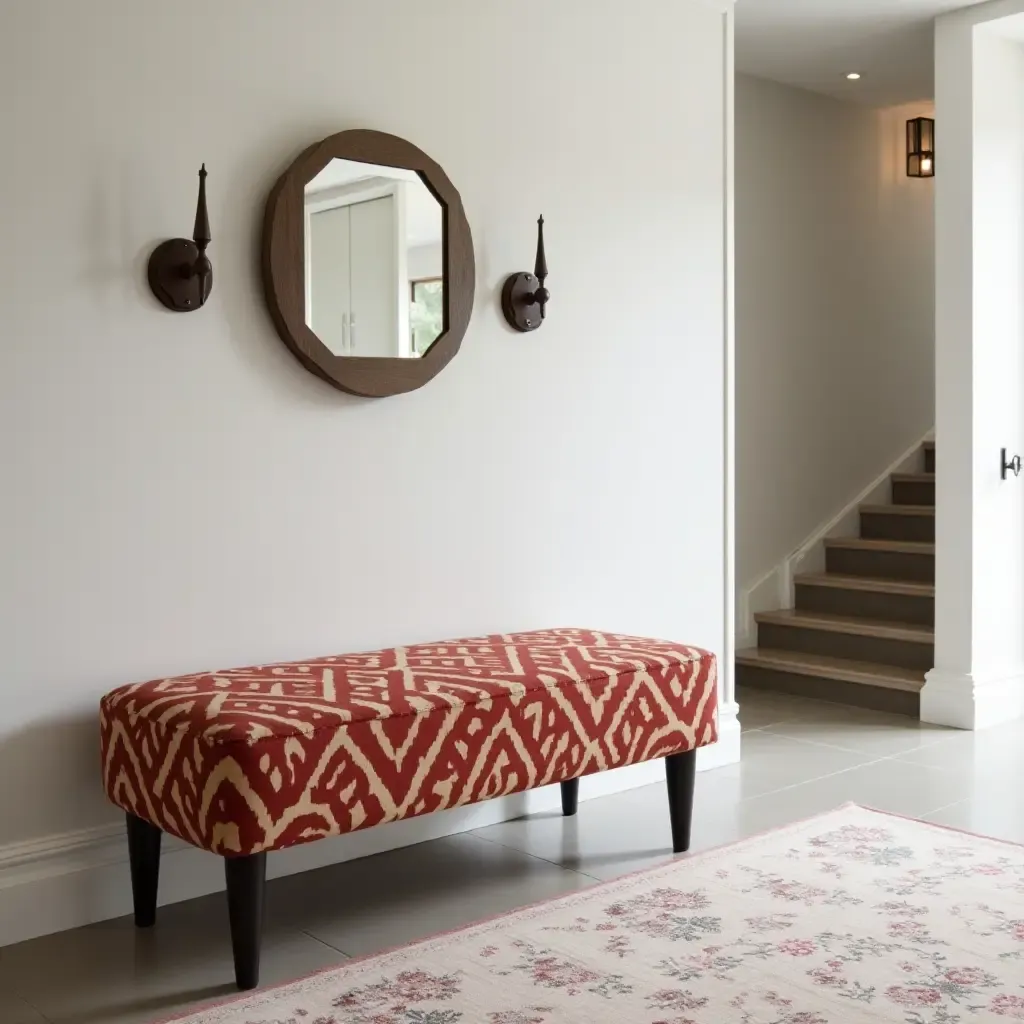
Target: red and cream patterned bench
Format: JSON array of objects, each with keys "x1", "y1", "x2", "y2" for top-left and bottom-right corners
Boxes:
[{"x1": 100, "y1": 628, "x2": 718, "y2": 989}]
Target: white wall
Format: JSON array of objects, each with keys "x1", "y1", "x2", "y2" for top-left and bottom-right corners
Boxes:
[
  {"x1": 0, "y1": 0, "x2": 734, "y2": 941},
  {"x1": 736, "y1": 76, "x2": 934, "y2": 637},
  {"x1": 408, "y1": 243, "x2": 443, "y2": 281},
  {"x1": 970, "y1": 27, "x2": 1024, "y2": 682},
  {"x1": 924, "y1": 0, "x2": 1024, "y2": 729},
  {"x1": 875, "y1": 101, "x2": 938, "y2": 405}
]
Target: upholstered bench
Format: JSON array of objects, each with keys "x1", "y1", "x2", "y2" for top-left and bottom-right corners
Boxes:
[{"x1": 100, "y1": 628, "x2": 718, "y2": 989}]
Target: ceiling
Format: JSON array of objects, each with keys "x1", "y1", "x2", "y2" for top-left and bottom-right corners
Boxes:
[{"x1": 735, "y1": 0, "x2": 987, "y2": 107}]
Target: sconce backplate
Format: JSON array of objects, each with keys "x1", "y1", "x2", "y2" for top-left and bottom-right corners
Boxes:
[
  {"x1": 501, "y1": 272, "x2": 543, "y2": 332},
  {"x1": 148, "y1": 238, "x2": 212, "y2": 312}
]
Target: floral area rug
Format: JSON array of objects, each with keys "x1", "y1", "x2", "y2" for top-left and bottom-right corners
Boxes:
[{"x1": 164, "y1": 804, "x2": 1024, "y2": 1023}]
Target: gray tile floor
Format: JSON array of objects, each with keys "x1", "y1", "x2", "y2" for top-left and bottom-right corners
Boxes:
[{"x1": 3, "y1": 686, "x2": 1022, "y2": 1023}]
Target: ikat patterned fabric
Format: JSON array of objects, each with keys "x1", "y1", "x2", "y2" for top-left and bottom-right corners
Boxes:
[{"x1": 100, "y1": 628, "x2": 718, "y2": 856}]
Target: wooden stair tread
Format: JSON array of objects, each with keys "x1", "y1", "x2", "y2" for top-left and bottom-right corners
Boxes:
[
  {"x1": 754, "y1": 609, "x2": 934, "y2": 643},
  {"x1": 891, "y1": 472, "x2": 935, "y2": 482},
  {"x1": 736, "y1": 648, "x2": 926, "y2": 693},
  {"x1": 795, "y1": 573, "x2": 934, "y2": 597},
  {"x1": 860, "y1": 504, "x2": 935, "y2": 516},
  {"x1": 824, "y1": 537, "x2": 934, "y2": 553}
]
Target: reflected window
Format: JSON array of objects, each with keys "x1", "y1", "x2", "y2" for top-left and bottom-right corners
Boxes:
[{"x1": 411, "y1": 278, "x2": 444, "y2": 355}]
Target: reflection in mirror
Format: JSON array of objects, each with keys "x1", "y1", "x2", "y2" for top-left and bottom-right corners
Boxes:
[{"x1": 304, "y1": 159, "x2": 444, "y2": 359}]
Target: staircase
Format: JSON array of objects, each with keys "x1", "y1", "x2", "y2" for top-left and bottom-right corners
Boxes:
[{"x1": 736, "y1": 441, "x2": 935, "y2": 717}]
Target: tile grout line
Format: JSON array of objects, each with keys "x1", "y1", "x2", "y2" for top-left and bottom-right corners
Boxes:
[
  {"x1": 469, "y1": 737, "x2": 965, "y2": 873},
  {"x1": 297, "y1": 927, "x2": 354, "y2": 960},
  {"x1": 2, "y1": 986, "x2": 50, "y2": 1024},
  {"x1": 724, "y1": 746, "x2": 928, "y2": 804},
  {"x1": 756, "y1": 719, "x2": 963, "y2": 758},
  {"x1": 917, "y1": 798, "x2": 965, "y2": 820},
  {"x1": 292, "y1": 830, "x2": 606, "y2": 958},
  {"x1": 463, "y1": 827, "x2": 607, "y2": 884}
]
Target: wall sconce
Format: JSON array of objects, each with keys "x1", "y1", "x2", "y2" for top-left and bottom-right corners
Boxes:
[
  {"x1": 907, "y1": 117, "x2": 935, "y2": 178},
  {"x1": 501, "y1": 216, "x2": 549, "y2": 332},
  {"x1": 148, "y1": 165, "x2": 213, "y2": 311}
]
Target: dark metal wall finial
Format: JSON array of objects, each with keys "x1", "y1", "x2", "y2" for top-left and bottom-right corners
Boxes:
[
  {"x1": 502, "y1": 215, "x2": 551, "y2": 332},
  {"x1": 148, "y1": 164, "x2": 214, "y2": 312},
  {"x1": 192, "y1": 164, "x2": 212, "y2": 307},
  {"x1": 534, "y1": 216, "x2": 549, "y2": 321}
]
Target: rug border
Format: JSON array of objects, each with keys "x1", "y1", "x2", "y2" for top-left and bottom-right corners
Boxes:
[{"x1": 150, "y1": 801, "x2": 1024, "y2": 1023}]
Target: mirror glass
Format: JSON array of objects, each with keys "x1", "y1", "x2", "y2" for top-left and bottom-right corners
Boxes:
[{"x1": 304, "y1": 159, "x2": 445, "y2": 358}]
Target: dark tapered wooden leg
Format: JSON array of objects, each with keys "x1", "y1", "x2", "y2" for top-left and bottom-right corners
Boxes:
[
  {"x1": 560, "y1": 778, "x2": 579, "y2": 816},
  {"x1": 225, "y1": 852, "x2": 267, "y2": 991},
  {"x1": 665, "y1": 750, "x2": 697, "y2": 853},
  {"x1": 126, "y1": 813, "x2": 162, "y2": 928}
]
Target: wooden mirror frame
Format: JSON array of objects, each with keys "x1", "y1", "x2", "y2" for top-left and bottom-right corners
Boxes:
[{"x1": 262, "y1": 130, "x2": 475, "y2": 398}]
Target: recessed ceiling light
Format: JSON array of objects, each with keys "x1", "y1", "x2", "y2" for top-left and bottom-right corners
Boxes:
[{"x1": 846, "y1": 72, "x2": 862, "y2": 80}]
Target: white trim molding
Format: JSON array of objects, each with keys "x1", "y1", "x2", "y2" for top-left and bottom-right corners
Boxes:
[
  {"x1": 921, "y1": 667, "x2": 1024, "y2": 731},
  {"x1": 718, "y1": 2, "x2": 741, "y2": 772},
  {"x1": 736, "y1": 431, "x2": 933, "y2": 650},
  {"x1": 929, "y1": 0, "x2": 1024, "y2": 735},
  {"x1": 704, "y1": 702, "x2": 741, "y2": 770}
]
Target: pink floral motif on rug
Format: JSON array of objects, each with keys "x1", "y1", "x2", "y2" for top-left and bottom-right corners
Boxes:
[{"x1": 165, "y1": 805, "x2": 1024, "y2": 1023}]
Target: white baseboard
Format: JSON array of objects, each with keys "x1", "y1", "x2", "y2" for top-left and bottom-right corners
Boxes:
[
  {"x1": 735, "y1": 430, "x2": 934, "y2": 648},
  {"x1": 920, "y1": 667, "x2": 1024, "y2": 730},
  {"x1": 0, "y1": 723, "x2": 740, "y2": 948},
  {"x1": 701, "y1": 703, "x2": 741, "y2": 770}
]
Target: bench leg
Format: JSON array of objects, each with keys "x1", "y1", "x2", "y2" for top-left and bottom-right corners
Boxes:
[
  {"x1": 560, "y1": 778, "x2": 579, "y2": 817},
  {"x1": 665, "y1": 750, "x2": 697, "y2": 854},
  {"x1": 126, "y1": 813, "x2": 162, "y2": 928},
  {"x1": 226, "y1": 852, "x2": 267, "y2": 991}
]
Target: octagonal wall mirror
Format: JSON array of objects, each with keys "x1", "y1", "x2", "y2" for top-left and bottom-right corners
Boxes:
[{"x1": 263, "y1": 131, "x2": 475, "y2": 397}]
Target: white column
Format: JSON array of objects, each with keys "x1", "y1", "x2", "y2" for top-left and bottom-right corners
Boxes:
[{"x1": 923, "y1": 0, "x2": 1024, "y2": 729}]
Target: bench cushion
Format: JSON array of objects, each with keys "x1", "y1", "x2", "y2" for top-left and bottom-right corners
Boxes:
[{"x1": 101, "y1": 628, "x2": 717, "y2": 856}]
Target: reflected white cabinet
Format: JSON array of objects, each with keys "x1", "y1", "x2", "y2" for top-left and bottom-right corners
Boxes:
[
  {"x1": 307, "y1": 205, "x2": 351, "y2": 356},
  {"x1": 307, "y1": 194, "x2": 399, "y2": 357}
]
